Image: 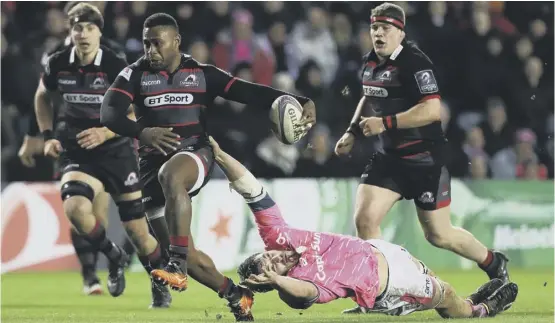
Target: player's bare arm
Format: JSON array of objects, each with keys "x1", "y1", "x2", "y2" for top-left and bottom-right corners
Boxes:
[
  {"x1": 244, "y1": 267, "x2": 318, "y2": 310},
  {"x1": 335, "y1": 96, "x2": 368, "y2": 156},
  {"x1": 35, "y1": 79, "x2": 63, "y2": 158},
  {"x1": 77, "y1": 105, "x2": 135, "y2": 150}
]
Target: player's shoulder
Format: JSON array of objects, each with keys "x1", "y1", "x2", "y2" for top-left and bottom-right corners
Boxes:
[
  {"x1": 362, "y1": 50, "x2": 377, "y2": 64},
  {"x1": 396, "y1": 41, "x2": 434, "y2": 67},
  {"x1": 114, "y1": 56, "x2": 148, "y2": 82},
  {"x1": 44, "y1": 46, "x2": 72, "y2": 73},
  {"x1": 99, "y1": 45, "x2": 127, "y2": 66}
]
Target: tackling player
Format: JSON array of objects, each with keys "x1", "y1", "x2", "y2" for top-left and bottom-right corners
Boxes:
[
  {"x1": 210, "y1": 137, "x2": 518, "y2": 318},
  {"x1": 36, "y1": 3, "x2": 169, "y2": 305},
  {"x1": 334, "y1": 4, "x2": 510, "y2": 313},
  {"x1": 100, "y1": 13, "x2": 315, "y2": 321}
]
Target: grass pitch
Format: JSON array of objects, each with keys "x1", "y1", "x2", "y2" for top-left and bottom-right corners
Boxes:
[{"x1": 2, "y1": 269, "x2": 553, "y2": 323}]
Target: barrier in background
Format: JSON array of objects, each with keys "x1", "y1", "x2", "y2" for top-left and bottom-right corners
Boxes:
[{"x1": 2, "y1": 179, "x2": 553, "y2": 273}]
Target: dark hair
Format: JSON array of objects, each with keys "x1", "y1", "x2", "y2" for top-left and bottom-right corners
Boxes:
[
  {"x1": 143, "y1": 13, "x2": 179, "y2": 31},
  {"x1": 237, "y1": 253, "x2": 275, "y2": 293},
  {"x1": 371, "y1": 2, "x2": 406, "y2": 25}
]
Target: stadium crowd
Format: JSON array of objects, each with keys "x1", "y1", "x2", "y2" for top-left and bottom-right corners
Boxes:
[{"x1": 1, "y1": 1, "x2": 553, "y2": 183}]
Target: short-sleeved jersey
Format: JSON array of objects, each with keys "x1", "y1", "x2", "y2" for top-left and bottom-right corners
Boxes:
[
  {"x1": 247, "y1": 193, "x2": 380, "y2": 309},
  {"x1": 361, "y1": 42, "x2": 447, "y2": 166},
  {"x1": 42, "y1": 45, "x2": 130, "y2": 150},
  {"x1": 107, "y1": 54, "x2": 245, "y2": 157}
]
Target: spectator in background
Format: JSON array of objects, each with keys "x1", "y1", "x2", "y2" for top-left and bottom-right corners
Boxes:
[
  {"x1": 199, "y1": 1, "x2": 231, "y2": 45},
  {"x1": 288, "y1": 5, "x2": 338, "y2": 85},
  {"x1": 463, "y1": 127, "x2": 489, "y2": 178},
  {"x1": 506, "y1": 56, "x2": 552, "y2": 132},
  {"x1": 267, "y1": 20, "x2": 289, "y2": 73},
  {"x1": 212, "y1": 9, "x2": 275, "y2": 85},
  {"x1": 189, "y1": 39, "x2": 210, "y2": 64},
  {"x1": 491, "y1": 128, "x2": 547, "y2": 179},
  {"x1": 479, "y1": 97, "x2": 514, "y2": 156},
  {"x1": 294, "y1": 124, "x2": 344, "y2": 178},
  {"x1": 514, "y1": 36, "x2": 534, "y2": 63},
  {"x1": 441, "y1": 102, "x2": 468, "y2": 178}
]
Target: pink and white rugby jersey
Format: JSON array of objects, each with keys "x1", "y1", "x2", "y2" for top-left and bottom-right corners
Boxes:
[{"x1": 247, "y1": 192, "x2": 380, "y2": 308}]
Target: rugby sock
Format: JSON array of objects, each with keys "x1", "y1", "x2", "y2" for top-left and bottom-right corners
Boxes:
[
  {"x1": 471, "y1": 303, "x2": 488, "y2": 318},
  {"x1": 478, "y1": 250, "x2": 495, "y2": 270},
  {"x1": 85, "y1": 221, "x2": 122, "y2": 264},
  {"x1": 139, "y1": 244, "x2": 164, "y2": 273},
  {"x1": 218, "y1": 277, "x2": 240, "y2": 300},
  {"x1": 148, "y1": 216, "x2": 171, "y2": 262},
  {"x1": 70, "y1": 229, "x2": 99, "y2": 282},
  {"x1": 169, "y1": 236, "x2": 188, "y2": 269}
]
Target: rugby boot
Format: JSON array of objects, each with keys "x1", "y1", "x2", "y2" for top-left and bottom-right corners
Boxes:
[
  {"x1": 151, "y1": 261, "x2": 188, "y2": 292},
  {"x1": 107, "y1": 247, "x2": 129, "y2": 297},
  {"x1": 480, "y1": 250, "x2": 510, "y2": 283},
  {"x1": 227, "y1": 285, "x2": 254, "y2": 321},
  {"x1": 481, "y1": 282, "x2": 518, "y2": 317},
  {"x1": 466, "y1": 278, "x2": 504, "y2": 305},
  {"x1": 149, "y1": 278, "x2": 172, "y2": 309},
  {"x1": 342, "y1": 306, "x2": 367, "y2": 314},
  {"x1": 83, "y1": 276, "x2": 103, "y2": 295}
]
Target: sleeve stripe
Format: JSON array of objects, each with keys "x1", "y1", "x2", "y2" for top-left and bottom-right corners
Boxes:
[
  {"x1": 224, "y1": 77, "x2": 237, "y2": 93},
  {"x1": 109, "y1": 88, "x2": 134, "y2": 100},
  {"x1": 419, "y1": 94, "x2": 441, "y2": 103}
]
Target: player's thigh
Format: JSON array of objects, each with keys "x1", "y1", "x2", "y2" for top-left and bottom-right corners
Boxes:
[
  {"x1": 377, "y1": 241, "x2": 436, "y2": 312},
  {"x1": 356, "y1": 154, "x2": 402, "y2": 226},
  {"x1": 92, "y1": 191, "x2": 111, "y2": 227},
  {"x1": 414, "y1": 166, "x2": 453, "y2": 238},
  {"x1": 158, "y1": 146, "x2": 215, "y2": 195}
]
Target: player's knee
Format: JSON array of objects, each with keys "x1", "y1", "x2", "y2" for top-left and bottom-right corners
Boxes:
[
  {"x1": 61, "y1": 181, "x2": 95, "y2": 218},
  {"x1": 117, "y1": 198, "x2": 146, "y2": 222},
  {"x1": 63, "y1": 197, "x2": 93, "y2": 219},
  {"x1": 157, "y1": 168, "x2": 185, "y2": 192},
  {"x1": 61, "y1": 180, "x2": 95, "y2": 203},
  {"x1": 354, "y1": 207, "x2": 383, "y2": 238}
]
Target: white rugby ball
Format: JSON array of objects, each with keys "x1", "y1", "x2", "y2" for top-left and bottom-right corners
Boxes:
[{"x1": 270, "y1": 95, "x2": 305, "y2": 145}]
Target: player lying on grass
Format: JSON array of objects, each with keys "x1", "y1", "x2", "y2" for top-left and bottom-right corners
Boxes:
[{"x1": 209, "y1": 137, "x2": 518, "y2": 318}]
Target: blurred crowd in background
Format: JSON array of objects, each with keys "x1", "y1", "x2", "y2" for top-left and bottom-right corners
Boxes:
[{"x1": 1, "y1": 1, "x2": 553, "y2": 183}]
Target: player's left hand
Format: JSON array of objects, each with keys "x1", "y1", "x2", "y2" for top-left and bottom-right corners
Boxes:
[
  {"x1": 359, "y1": 117, "x2": 385, "y2": 137},
  {"x1": 244, "y1": 267, "x2": 279, "y2": 289},
  {"x1": 300, "y1": 100, "x2": 316, "y2": 131},
  {"x1": 76, "y1": 127, "x2": 113, "y2": 150}
]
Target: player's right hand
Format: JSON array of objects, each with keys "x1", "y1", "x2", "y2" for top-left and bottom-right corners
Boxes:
[
  {"x1": 18, "y1": 135, "x2": 45, "y2": 168},
  {"x1": 43, "y1": 139, "x2": 63, "y2": 159},
  {"x1": 208, "y1": 136, "x2": 222, "y2": 158},
  {"x1": 138, "y1": 127, "x2": 181, "y2": 156},
  {"x1": 334, "y1": 132, "x2": 355, "y2": 156}
]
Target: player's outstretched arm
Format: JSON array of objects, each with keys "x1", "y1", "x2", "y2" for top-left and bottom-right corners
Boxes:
[
  {"x1": 274, "y1": 276, "x2": 319, "y2": 309},
  {"x1": 210, "y1": 136, "x2": 249, "y2": 183},
  {"x1": 210, "y1": 137, "x2": 289, "y2": 234},
  {"x1": 204, "y1": 64, "x2": 316, "y2": 127}
]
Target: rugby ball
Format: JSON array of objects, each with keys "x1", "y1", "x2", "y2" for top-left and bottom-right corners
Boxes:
[{"x1": 270, "y1": 95, "x2": 305, "y2": 145}]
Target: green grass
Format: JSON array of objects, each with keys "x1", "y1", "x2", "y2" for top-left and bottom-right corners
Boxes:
[{"x1": 2, "y1": 269, "x2": 553, "y2": 323}]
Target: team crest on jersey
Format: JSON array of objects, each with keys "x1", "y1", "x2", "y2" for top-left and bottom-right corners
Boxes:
[
  {"x1": 414, "y1": 70, "x2": 438, "y2": 94},
  {"x1": 118, "y1": 67, "x2": 133, "y2": 81},
  {"x1": 90, "y1": 77, "x2": 107, "y2": 89},
  {"x1": 180, "y1": 74, "x2": 200, "y2": 87}
]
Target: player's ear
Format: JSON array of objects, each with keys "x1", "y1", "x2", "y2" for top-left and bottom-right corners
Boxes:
[
  {"x1": 400, "y1": 30, "x2": 406, "y2": 41},
  {"x1": 175, "y1": 33, "x2": 181, "y2": 49}
]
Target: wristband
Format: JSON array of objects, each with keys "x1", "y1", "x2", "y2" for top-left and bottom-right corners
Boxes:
[
  {"x1": 382, "y1": 115, "x2": 398, "y2": 130},
  {"x1": 346, "y1": 122, "x2": 362, "y2": 137},
  {"x1": 41, "y1": 130, "x2": 54, "y2": 141}
]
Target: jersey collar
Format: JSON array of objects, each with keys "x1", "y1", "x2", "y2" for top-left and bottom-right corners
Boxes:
[
  {"x1": 389, "y1": 44, "x2": 404, "y2": 61},
  {"x1": 69, "y1": 46, "x2": 103, "y2": 66}
]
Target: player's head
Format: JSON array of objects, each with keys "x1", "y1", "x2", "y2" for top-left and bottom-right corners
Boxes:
[
  {"x1": 68, "y1": 3, "x2": 104, "y2": 55},
  {"x1": 237, "y1": 250, "x2": 299, "y2": 292},
  {"x1": 143, "y1": 13, "x2": 181, "y2": 70},
  {"x1": 370, "y1": 3, "x2": 406, "y2": 57}
]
